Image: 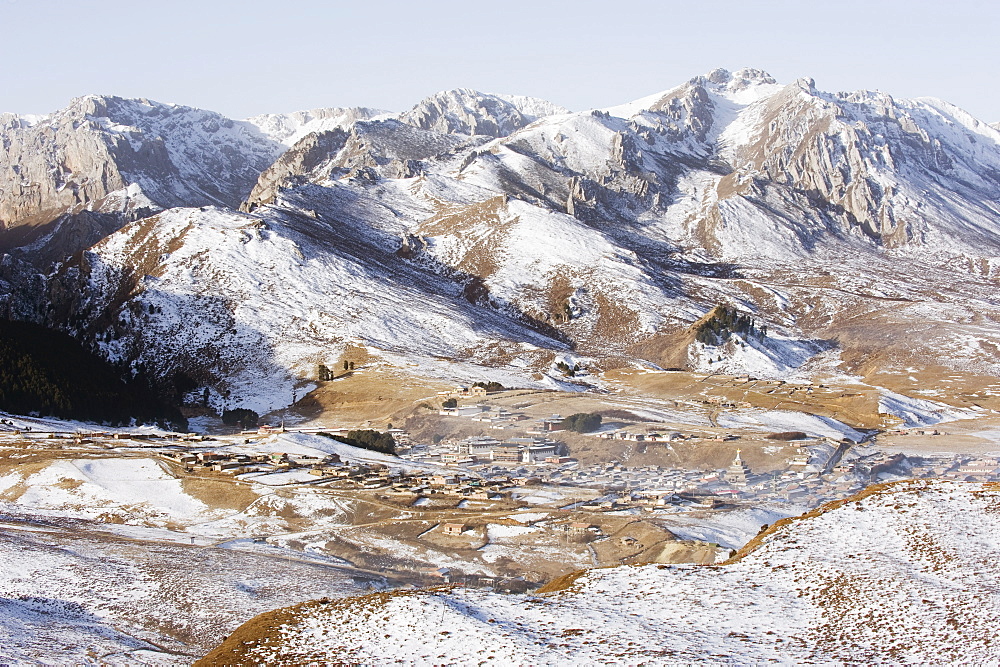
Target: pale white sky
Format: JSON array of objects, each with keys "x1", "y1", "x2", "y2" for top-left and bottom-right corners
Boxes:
[{"x1": 2, "y1": 0, "x2": 997, "y2": 122}]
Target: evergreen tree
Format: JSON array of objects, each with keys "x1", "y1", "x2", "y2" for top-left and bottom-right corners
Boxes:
[
  {"x1": 561, "y1": 412, "x2": 603, "y2": 433},
  {"x1": 320, "y1": 429, "x2": 396, "y2": 454}
]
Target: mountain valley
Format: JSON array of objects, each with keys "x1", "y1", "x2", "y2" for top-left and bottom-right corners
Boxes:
[{"x1": 2, "y1": 67, "x2": 1000, "y2": 663}]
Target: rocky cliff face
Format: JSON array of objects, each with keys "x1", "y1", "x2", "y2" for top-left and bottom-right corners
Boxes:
[
  {"x1": 0, "y1": 95, "x2": 282, "y2": 258},
  {"x1": 715, "y1": 81, "x2": 1000, "y2": 249},
  {"x1": 242, "y1": 120, "x2": 487, "y2": 211},
  {"x1": 242, "y1": 129, "x2": 350, "y2": 211}
]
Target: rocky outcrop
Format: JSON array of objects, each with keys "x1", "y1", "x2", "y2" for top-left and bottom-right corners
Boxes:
[
  {"x1": 0, "y1": 105, "x2": 129, "y2": 243},
  {"x1": 243, "y1": 129, "x2": 350, "y2": 211},
  {"x1": 244, "y1": 119, "x2": 488, "y2": 211},
  {"x1": 717, "y1": 82, "x2": 1000, "y2": 246},
  {"x1": 0, "y1": 95, "x2": 282, "y2": 255},
  {"x1": 648, "y1": 81, "x2": 717, "y2": 142}
]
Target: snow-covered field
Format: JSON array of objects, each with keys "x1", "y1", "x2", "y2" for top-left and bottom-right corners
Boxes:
[
  {"x1": 0, "y1": 457, "x2": 219, "y2": 526},
  {"x1": 0, "y1": 444, "x2": 401, "y2": 662},
  {"x1": 717, "y1": 408, "x2": 867, "y2": 440},
  {"x1": 660, "y1": 505, "x2": 805, "y2": 550},
  {"x1": 0, "y1": 519, "x2": 371, "y2": 663},
  {"x1": 213, "y1": 480, "x2": 1000, "y2": 664},
  {"x1": 878, "y1": 389, "x2": 982, "y2": 427},
  {"x1": 0, "y1": 434, "x2": 439, "y2": 537}
]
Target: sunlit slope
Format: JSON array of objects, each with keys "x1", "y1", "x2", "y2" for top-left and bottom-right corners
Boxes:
[{"x1": 200, "y1": 480, "x2": 1000, "y2": 664}]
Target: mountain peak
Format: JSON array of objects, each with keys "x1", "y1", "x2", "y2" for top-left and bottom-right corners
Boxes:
[
  {"x1": 246, "y1": 106, "x2": 388, "y2": 146},
  {"x1": 400, "y1": 88, "x2": 562, "y2": 137},
  {"x1": 703, "y1": 67, "x2": 776, "y2": 88},
  {"x1": 64, "y1": 94, "x2": 175, "y2": 120}
]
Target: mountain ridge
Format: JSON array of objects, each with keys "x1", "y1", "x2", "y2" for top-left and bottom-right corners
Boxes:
[{"x1": 3, "y1": 69, "x2": 1000, "y2": 413}]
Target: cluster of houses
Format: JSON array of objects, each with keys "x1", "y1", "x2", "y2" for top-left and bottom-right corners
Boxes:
[
  {"x1": 438, "y1": 436, "x2": 567, "y2": 464},
  {"x1": 596, "y1": 429, "x2": 741, "y2": 443},
  {"x1": 886, "y1": 427, "x2": 943, "y2": 437},
  {"x1": 159, "y1": 446, "x2": 541, "y2": 500},
  {"x1": 160, "y1": 448, "x2": 330, "y2": 473},
  {"x1": 459, "y1": 443, "x2": 859, "y2": 509},
  {"x1": 438, "y1": 385, "x2": 491, "y2": 399},
  {"x1": 870, "y1": 451, "x2": 1000, "y2": 482},
  {"x1": 436, "y1": 402, "x2": 580, "y2": 436},
  {"x1": 377, "y1": 471, "x2": 515, "y2": 499}
]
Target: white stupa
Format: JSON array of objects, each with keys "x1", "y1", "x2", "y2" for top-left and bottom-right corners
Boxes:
[{"x1": 725, "y1": 449, "x2": 752, "y2": 487}]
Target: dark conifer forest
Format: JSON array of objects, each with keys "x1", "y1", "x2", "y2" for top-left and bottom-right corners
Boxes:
[{"x1": 0, "y1": 320, "x2": 186, "y2": 428}]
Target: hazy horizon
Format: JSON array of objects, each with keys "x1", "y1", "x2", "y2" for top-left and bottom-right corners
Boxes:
[{"x1": 2, "y1": 0, "x2": 997, "y2": 122}]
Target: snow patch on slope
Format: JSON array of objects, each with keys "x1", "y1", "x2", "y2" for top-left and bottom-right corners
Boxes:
[
  {"x1": 878, "y1": 389, "x2": 982, "y2": 427},
  {"x1": 2, "y1": 458, "x2": 209, "y2": 523},
  {"x1": 716, "y1": 409, "x2": 867, "y2": 441},
  {"x1": 79, "y1": 202, "x2": 564, "y2": 413}
]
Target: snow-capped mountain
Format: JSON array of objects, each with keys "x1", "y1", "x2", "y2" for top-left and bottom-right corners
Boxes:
[
  {"x1": 399, "y1": 88, "x2": 569, "y2": 137},
  {"x1": 246, "y1": 106, "x2": 389, "y2": 147},
  {"x1": 3, "y1": 69, "x2": 1000, "y2": 412}
]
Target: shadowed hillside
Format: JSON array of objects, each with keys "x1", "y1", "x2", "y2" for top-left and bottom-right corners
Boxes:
[{"x1": 0, "y1": 320, "x2": 185, "y2": 428}]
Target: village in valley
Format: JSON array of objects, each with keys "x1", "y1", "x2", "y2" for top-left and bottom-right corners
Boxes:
[{"x1": 4, "y1": 375, "x2": 1000, "y2": 591}]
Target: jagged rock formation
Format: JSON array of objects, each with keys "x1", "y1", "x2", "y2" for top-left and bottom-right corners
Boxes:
[
  {"x1": 243, "y1": 120, "x2": 485, "y2": 211},
  {"x1": 0, "y1": 95, "x2": 282, "y2": 260},
  {"x1": 242, "y1": 129, "x2": 350, "y2": 211}
]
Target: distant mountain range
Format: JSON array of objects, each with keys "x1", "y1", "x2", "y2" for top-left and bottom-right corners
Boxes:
[{"x1": 2, "y1": 68, "x2": 999, "y2": 414}]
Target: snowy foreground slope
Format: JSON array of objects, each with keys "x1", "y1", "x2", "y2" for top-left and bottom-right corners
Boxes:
[
  {"x1": 201, "y1": 480, "x2": 1000, "y2": 664},
  {"x1": 0, "y1": 435, "x2": 450, "y2": 663}
]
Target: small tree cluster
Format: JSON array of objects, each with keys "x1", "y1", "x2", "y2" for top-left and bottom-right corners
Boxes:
[
  {"x1": 555, "y1": 361, "x2": 581, "y2": 377},
  {"x1": 695, "y1": 305, "x2": 764, "y2": 345},
  {"x1": 552, "y1": 300, "x2": 575, "y2": 323},
  {"x1": 442, "y1": 397, "x2": 458, "y2": 409},
  {"x1": 767, "y1": 431, "x2": 808, "y2": 441},
  {"x1": 222, "y1": 408, "x2": 259, "y2": 430},
  {"x1": 472, "y1": 381, "x2": 504, "y2": 392},
  {"x1": 561, "y1": 412, "x2": 602, "y2": 433},
  {"x1": 318, "y1": 364, "x2": 333, "y2": 381},
  {"x1": 322, "y1": 429, "x2": 395, "y2": 455}
]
